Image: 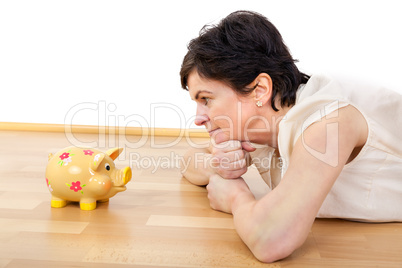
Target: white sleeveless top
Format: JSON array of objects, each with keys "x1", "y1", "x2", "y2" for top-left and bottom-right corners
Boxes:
[{"x1": 250, "y1": 75, "x2": 402, "y2": 222}]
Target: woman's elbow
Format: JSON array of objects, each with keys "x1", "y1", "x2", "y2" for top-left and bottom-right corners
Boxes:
[
  {"x1": 250, "y1": 234, "x2": 301, "y2": 263},
  {"x1": 252, "y1": 246, "x2": 294, "y2": 263},
  {"x1": 179, "y1": 148, "x2": 211, "y2": 186},
  {"x1": 181, "y1": 171, "x2": 208, "y2": 186}
]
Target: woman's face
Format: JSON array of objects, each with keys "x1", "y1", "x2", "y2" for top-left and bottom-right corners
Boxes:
[{"x1": 187, "y1": 70, "x2": 258, "y2": 144}]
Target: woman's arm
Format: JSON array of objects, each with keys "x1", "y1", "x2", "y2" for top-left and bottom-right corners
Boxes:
[
  {"x1": 180, "y1": 144, "x2": 215, "y2": 186},
  {"x1": 207, "y1": 105, "x2": 368, "y2": 262},
  {"x1": 180, "y1": 140, "x2": 255, "y2": 186}
]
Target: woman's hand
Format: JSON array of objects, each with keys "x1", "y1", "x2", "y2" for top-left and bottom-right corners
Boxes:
[
  {"x1": 210, "y1": 140, "x2": 256, "y2": 179},
  {"x1": 206, "y1": 174, "x2": 254, "y2": 214}
]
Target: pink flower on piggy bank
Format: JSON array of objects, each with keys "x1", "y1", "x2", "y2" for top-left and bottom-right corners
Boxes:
[
  {"x1": 58, "y1": 151, "x2": 74, "y2": 166},
  {"x1": 66, "y1": 181, "x2": 86, "y2": 193},
  {"x1": 46, "y1": 178, "x2": 53, "y2": 192},
  {"x1": 70, "y1": 181, "x2": 82, "y2": 192},
  {"x1": 83, "y1": 150, "x2": 94, "y2": 156},
  {"x1": 59, "y1": 152, "x2": 70, "y2": 160}
]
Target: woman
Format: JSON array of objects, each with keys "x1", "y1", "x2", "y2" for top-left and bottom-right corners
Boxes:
[{"x1": 179, "y1": 10, "x2": 402, "y2": 262}]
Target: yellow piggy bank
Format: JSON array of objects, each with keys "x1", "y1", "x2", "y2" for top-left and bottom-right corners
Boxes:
[{"x1": 46, "y1": 146, "x2": 132, "y2": 210}]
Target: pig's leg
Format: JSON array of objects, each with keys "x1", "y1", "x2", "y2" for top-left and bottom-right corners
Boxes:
[
  {"x1": 80, "y1": 198, "x2": 97, "y2": 210},
  {"x1": 51, "y1": 196, "x2": 67, "y2": 208}
]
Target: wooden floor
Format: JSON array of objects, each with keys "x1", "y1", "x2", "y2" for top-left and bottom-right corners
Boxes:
[{"x1": 1, "y1": 130, "x2": 402, "y2": 267}]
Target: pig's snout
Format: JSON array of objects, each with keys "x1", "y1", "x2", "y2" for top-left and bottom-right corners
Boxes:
[
  {"x1": 122, "y1": 167, "x2": 132, "y2": 184},
  {"x1": 114, "y1": 166, "x2": 132, "y2": 186}
]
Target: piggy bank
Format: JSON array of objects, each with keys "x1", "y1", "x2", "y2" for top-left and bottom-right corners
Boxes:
[{"x1": 45, "y1": 146, "x2": 132, "y2": 210}]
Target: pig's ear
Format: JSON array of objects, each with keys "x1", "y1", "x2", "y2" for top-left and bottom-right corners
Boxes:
[
  {"x1": 106, "y1": 148, "x2": 123, "y2": 160},
  {"x1": 91, "y1": 153, "x2": 105, "y2": 171}
]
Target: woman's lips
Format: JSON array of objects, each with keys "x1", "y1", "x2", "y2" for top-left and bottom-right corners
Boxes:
[{"x1": 208, "y1": 128, "x2": 219, "y2": 136}]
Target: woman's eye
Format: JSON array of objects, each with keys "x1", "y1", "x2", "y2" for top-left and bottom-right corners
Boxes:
[{"x1": 202, "y1": 97, "x2": 210, "y2": 105}]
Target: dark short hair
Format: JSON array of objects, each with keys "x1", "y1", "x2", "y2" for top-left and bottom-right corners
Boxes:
[{"x1": 180, "y1": 10, "x2": 310, "y2": 111}]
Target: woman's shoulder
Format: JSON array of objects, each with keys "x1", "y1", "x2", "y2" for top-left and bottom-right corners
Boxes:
[
  {"x1": 290, "y1": 74, "x2": 402, "y2": 126},
  {"x1": 300, "y1": 74, "x2": 402, "y2": 104},
  {"x1": 279, "y1": 74, "x2": 402, "y2": 164}
]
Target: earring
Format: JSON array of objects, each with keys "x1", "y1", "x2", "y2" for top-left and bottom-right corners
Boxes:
[{"x1": 256, "y1": 101, "x2": 263, "y2": 107}]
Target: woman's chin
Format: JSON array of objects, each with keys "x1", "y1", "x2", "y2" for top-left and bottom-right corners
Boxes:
[{"x1": 210, "y1": 130, "x2": 232, "y2": 144}]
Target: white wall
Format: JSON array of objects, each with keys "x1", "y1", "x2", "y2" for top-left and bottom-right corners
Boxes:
[{"x1": 1, "y1": 0, "x2": 401, "y2": 129}]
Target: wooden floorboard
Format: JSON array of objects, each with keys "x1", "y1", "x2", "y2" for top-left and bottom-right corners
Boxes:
[{"x1": 0, "y1": 130, "x2": 401, "y2": 267}]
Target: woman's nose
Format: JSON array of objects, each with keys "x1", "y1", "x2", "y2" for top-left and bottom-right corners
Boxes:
[
  {"x1": 194, "y1": 114, "x2": 209, "y2": 126},
  {"x1": 194, "y1": 105, "x2": 209, "y2": 126}
]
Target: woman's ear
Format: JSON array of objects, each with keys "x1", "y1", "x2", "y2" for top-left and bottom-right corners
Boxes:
[{"x1": 251, "y1": 73, "x2": 273, "y2": 107}]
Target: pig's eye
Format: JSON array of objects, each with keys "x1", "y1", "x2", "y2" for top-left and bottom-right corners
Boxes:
[{"x1": 105, "y1": 163, "x2": 111, "y2": 171}]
